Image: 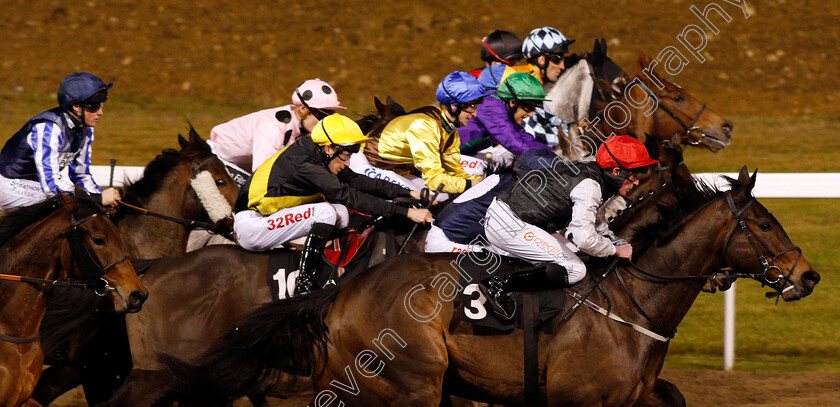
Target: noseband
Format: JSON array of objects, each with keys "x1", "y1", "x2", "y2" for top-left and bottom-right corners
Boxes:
[
  {"x1": 640, "y1": 86, "x2": 714, "y2": 148},
  {"x1": 66, "y1": 210, "x2": 130, "y2": 296},
  {"x1": 721, "y1": 191, "x2": 802, "y2": 289}
]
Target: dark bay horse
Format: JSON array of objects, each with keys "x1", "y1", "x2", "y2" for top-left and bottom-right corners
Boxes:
[
  {"x1": 165, "y1": 167, "x2": 820, "y2": 406},
  {"x1": 0, "y1": 190, "x2": 147, "y2": 406},
  {"x1": 33, "y1": 128, "x2": 239, "y2": 405},
  {"x1": 98, "y1": 215, "x2": 422, "y2": 406}
]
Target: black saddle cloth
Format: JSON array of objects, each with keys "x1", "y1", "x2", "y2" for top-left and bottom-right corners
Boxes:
[{"x1": 456, "y1": 255, "x2": 565, "y2": 332}]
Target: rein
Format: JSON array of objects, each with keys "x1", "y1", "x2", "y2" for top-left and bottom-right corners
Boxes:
[
  {"x1": 117, "y1": 200, "x2": 220, "y2": 231},
  {"x1": 572, "y1": 190, "x2": 801, "y2": 341},
  {"x1": 0, "y1": 206, "x2": 124, "y2": 344},
  {"x1": 116, "y1": 155, "x2": 233, "y2": 236}
]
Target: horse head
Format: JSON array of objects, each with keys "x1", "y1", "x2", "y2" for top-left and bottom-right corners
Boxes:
[
  {"x1": 719, "y1": 167, "x2": 820, "y2": 301},
  {"x1": 176, "y1": 126, "x2": 239, "y2": 233},
  {"x1": 635, "y1": 55, "x2": 733, "y2": 152},
  {"x1": 58, "y1": 188, "x2": 148, "y2": 313}
]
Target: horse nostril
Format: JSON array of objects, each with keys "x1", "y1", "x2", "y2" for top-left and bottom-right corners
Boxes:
[
  {"x1": 128, "y1": 290, "x2": 148, "y2": 311},
  {"x1": 721, "y1": 120, "x2": 734, "y2": 134},
  {"x1": 801, "y1": 270, "x2": 820, "y2": 290}
]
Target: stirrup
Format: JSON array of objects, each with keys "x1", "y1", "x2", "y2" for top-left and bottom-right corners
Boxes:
[{"x1": 479, "y1": 281, "x2": 517, "y2": 321}]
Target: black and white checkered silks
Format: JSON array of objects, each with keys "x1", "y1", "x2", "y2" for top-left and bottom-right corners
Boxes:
[{"x1": 522, "y1": 102, "x2": 571, "y2": 146}]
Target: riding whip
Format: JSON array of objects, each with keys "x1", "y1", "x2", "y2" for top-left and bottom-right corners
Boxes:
[
  {"x1": 108, "y1": 158, "x2": 116, "y2": 188},
  {"x1": 397, "y1": 184, "x2": 443, "y2": 256}
]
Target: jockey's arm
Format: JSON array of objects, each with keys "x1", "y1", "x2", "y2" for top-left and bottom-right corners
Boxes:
[
  {"x1": 298, "y1": 162, "x2": 408, "y2": 218},
  {"x1": 565, "y1": 179, "x2": 616, "y2": 257}
]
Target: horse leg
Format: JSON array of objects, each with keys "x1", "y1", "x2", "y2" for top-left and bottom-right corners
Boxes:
[
  {"x1": 97, "y1": 369, "x2": 173, "y2": 407},
  {"x1": 633, "y1": 378, "x2": 687, "y2": 407},
  {"x1": 79, "y1": 315, "x2": 134, "y2": 404},
  {"x1": 247, "y1": 392, "x2": 270, "y2": 407},
  {"x1": 32, "y1": 365, "x2": 81, "y2": 405}
]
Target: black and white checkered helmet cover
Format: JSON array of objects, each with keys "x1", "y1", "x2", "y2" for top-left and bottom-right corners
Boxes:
[{"x1": 522, "y1": 27, "x2": 574, "y2": 58}]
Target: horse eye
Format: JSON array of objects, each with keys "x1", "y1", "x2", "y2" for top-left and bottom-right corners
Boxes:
[
  {"x1": 673, "y1": 95, "x2": 684, "y2": 102},
  {"x1": 92, "y1": 237, "x2": 107, "y2": 246},
  {"x1": 215, "y1": 179, "x2": 227, "y2": 187},
  {"x1": 759, "y1": 223, "x2": 772, "y2": 232}
]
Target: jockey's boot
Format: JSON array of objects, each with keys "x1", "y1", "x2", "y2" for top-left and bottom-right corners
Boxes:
[
  {"x1": 293, "y1": 222, "x2": 333, "y2": 296},
  {"x1": 479, "y1": 264, "x2": 569, "y2": 320}
]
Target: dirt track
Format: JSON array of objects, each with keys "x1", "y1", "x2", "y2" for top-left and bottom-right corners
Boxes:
[{"x1": 52, "y1": 369, "x2": 840, "y2": 406}]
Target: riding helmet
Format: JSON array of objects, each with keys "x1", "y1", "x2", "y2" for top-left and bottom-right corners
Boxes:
[
  {"x1": 435, "y1": 71, "x2": 490, "y2": 106},
  {"x1": 57, "y1": 72, "x2": 112, "y2": 110},
  {"x1": 480, "y1": 30, "x2": 524, "y2": 64},
  {"x1": 495, "y1": 72, "x2": 550, "y2": 102},
  {"x1": 292, "y1": 79, "x2": 346, "y2": 110},
  {"x1": 310, "y1": 113, "x2": 370, "y2": 148},
  {"x1": 522, "y1": 27, "x2": 576, "y2": 59}
]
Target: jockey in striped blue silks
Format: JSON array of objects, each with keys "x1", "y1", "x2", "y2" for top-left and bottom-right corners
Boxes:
[{"x1": 0, "y1": 72, "x2": 121, "y2": 211}]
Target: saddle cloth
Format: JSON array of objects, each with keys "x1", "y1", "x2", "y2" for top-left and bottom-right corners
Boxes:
[
  {"x1": 266, "y1": 225, "x2": 377, "y2": 301},
  {"x1": 457, "y1": 256, "x2": 565, "y2": 332}
]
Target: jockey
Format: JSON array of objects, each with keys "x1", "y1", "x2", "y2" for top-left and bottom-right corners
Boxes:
[
  {"x1": 209, "y1": 79, "x2": 345, "y2": 186},
  {"x1": 480, "y1": 136, "x2": 658, "y2": 319},
  {"x1": 458, "y1": 72, "x2": 554, "y2": 167},
  {"x1": 0, "y1": 72, "x2": 121, "y2": 211},
  {"x1": 425, "y1": 148, "x2": 559, "y2": 254},
  {"x1": 354, "y1": 71, "x2": 489, "y2": 196},
  {"x1": 520, "y1": 26, "x2": 576, "y2": 147},
  {"x1": 469, "y1": 30, "x2": 524, "y2": 78},
  {"x1": 233, "y1": 113, "x2": 433, "y2": 295}
]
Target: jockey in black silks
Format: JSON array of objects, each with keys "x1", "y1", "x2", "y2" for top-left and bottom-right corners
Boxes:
[
  {"x1": 232, "y1": 113, "x2": 433, "y2": 295},
  {"x1": 480, "y1": 136, "x2": 658, "y2": 320}
]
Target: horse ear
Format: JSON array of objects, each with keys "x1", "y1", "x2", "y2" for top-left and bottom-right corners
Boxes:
[
  {"x1": 57, "y1": 190, "x2": 76, "y2": 208},
  {"x1": 189, "y1": 125, "x2": 202, "y2": 143},
  {"x1": 74, "y1": 185, "x2": 92, "y2": 202},
  {"x1": 599, "y1": 38, "x2": 607, "y2": 54},
  {"x1": 736, "y1": 165, "x2": 750, "y2": 186},
  {"x1": 178, "y1": 134, "x2": 190, "y2": 150},
  {"x1": 374, "y1": 97, "x2": 384, "y2": 113}
]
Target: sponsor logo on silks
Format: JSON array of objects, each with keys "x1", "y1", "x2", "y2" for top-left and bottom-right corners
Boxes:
[
  {"x1": 460, "y1": 159, "x2": 481, "y2": 169},
  {"x1": 266, "y1": 207, "x2": 312, "y2": 230},
  {"x1": 362, "y1": 167, "x2": 411, "y2": 189},
  {"x1": 523, "y1": 231, "x2": 566, "y2": 257}
]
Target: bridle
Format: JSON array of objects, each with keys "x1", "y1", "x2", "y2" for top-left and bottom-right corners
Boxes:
[
  {"x1": 0, "y1": 205, "x2": 129, "y2": 344},
  {"x1": 639, "y1": 86, "x2": 723, "y2": 150},
  {"x1": 571, "y1": 190, "x2": 801, "y2": 341},
  {"x1": 117, "y1": 156, "x2": 234, "y2": 237}
]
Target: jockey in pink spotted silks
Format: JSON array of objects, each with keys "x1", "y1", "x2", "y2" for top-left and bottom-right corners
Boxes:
[{"x1": 209, "y1": 79, "x2": 346, "y2": 186}]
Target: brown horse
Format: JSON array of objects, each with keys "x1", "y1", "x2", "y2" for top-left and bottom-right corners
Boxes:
[
  {"x1": 33, "y1": 128, "x2": 239, "y2": 406},
  {"x1": 570, "y1": 55, "x2": 732, "y2": 163},
  {"x1": 165, "y1": 167, "x2": 820, "y2": 406},
  {"x1": 0, "y1": 189, "x2": 147, "y2": 406},
  {"x1": 96, "y1": 213, "x2": 421, "y2": 406}
]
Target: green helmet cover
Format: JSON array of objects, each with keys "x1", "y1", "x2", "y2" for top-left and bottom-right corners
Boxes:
[{"x1": 495, "y1": 72, "x2": 550, "y2": 102}]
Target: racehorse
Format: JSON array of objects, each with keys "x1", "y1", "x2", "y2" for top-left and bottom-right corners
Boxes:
[
  {"x1": 589, "y1": 55, "x2": 733, "y2": 158},
  {"x1": 97, "y1": 211, "x2": 424, "y2": 406},
  {"x1": 33, "y1": 128, "x2": 239, "y2": 405},
  {"x1": 164, "y1": 167, "x2": 820, "y2": 406},
  {"x1": 546, "y1": 38, "x2": 626, "y2": 125},
  {"x1": 0, "y1": 189, "x2": 147, "y2": 406}
]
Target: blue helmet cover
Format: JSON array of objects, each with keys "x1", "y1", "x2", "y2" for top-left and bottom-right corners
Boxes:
[
  {"x1": 57, "y1": 72, "x2": 113, "y2": 109},
  {"x1": 435, "y1": 71, "x2": 490, "y2": 105},
  {"x1": 477, "y1": 64, "x2": 508, "y2": 91}
]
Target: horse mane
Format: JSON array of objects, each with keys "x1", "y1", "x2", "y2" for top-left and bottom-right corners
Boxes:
[
  {"x1": 629, "y1": 175, "x2": 743, "y2": 256},
  {"x1": 121, "y1": 125, "x2": 213, "y2": 206},
  {"x1": 0, "y1": 195, "x2": 101, "y2": 245}
]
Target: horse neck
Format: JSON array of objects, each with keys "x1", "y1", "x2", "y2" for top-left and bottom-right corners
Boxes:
[
  {"x1": 614, "y1": 199, "x2": 732, "y2": 334},
  {"x1": 0, "y1": 215, "x2": 67, "y2": 335},
  {"x1": 119, "y1": 163, "x2": 194, "y2": 258}
]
